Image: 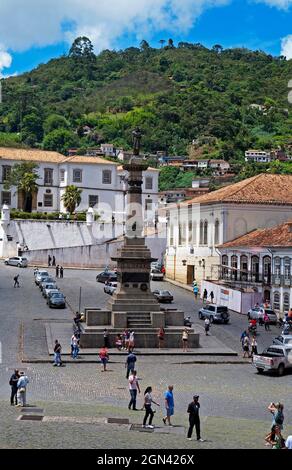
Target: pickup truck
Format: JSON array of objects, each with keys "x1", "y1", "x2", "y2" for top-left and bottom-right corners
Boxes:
[{"x1": 253, "y1": 345, "x2": 292, "y2": 376}]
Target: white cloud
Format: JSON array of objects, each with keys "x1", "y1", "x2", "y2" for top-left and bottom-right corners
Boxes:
[
  {"x1": 0, "y1": 46, "x2": 12, "y2": 77},
  {"x1": 0, "y1": 0, "x2": 229, "y2": 56},
  {"x1": 281, "y1": 34, "x2": 292, "y2": 59},
  {"x1": 256, "y1": 0, "x2": 292, "y2": 8}
]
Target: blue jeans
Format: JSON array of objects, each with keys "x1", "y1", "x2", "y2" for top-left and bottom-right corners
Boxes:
[
  {"x1": 72, "y1": 345, "x2": 79, "y2": 359},
  {"x1": 128, "y1": 389, "x2": 137, "y2": 409},
  {"x1": 54, "y1": 352, "x2": 61, "y2": 365},
  {"x1": 126, "y1": 363, "x2": 135, "y2": 378}
]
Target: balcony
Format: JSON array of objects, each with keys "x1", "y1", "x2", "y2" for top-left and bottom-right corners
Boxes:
[{"x1": 219, "y1": 266, "x2": 271, "y2": 286}]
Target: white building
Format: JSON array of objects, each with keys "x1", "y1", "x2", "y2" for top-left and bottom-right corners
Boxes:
[
  {"x1": 0, "y1": 147, "x2": 159, "y2": 223},
  {"x1": 165, "y1": 173, "x2": 292, "y2": 285},
  {"x1": 217, "y1": 221, "x2": 292, "y2": 316},
  {"x1": 245, "y1": 150, "x2": 272, "y2": 163}
]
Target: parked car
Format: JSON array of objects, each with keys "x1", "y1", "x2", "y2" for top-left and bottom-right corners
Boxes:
[
  {"x1": 42, "y1": 284, "x2": 59, "y2": 298},
  {"x1": 39, "y1": 277, "x2": 55, "y2": 291},
  {"x1": 198, "y1": 304, "x2": 230, "y2": 323},
  {"x1": 35, "y1": 271, "x2": 49, "y2": 285},
  {"x1": 104, "y1": 282, "x2": 117, "y2": 295},
  {"x1": 252, "y1": 345, "x2": 292, "y2": 376},
  {"x1": 96, "y1": 271, "x2": 117, "y2": 283},
  {"x1": 153, "y1": 290, "x2": 173, "y2": 303},
  {"x1": 150, "y1": 268, "x2": 164, "y2": 281},
  {"x1": 4, "y1": 256, "x2": 28, "y2": 268},
  {"x1": 47, "y1": 292, "x2": 66, "y2": 309},
  {"x1": 247, "y1": 307, "x2": 278, "y2": 324},
  {"x1": 272, "y1": 335, "x2": 292, "y2": 346}
]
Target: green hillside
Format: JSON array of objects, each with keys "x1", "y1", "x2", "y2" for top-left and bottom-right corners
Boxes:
[{"x1": 0, "y1": 38, "x2": 291, "y2": 157}]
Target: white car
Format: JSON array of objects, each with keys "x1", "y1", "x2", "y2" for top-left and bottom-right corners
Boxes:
[
  {"x1": 150, "y1": 269, "x2": 164, "y2": 281},
  {"x1": 4, "y1": 256, "x2": 28, "y2": 268},
  {"x1": 42, "y1": 284, "x2": 59, "y2": 298},
  {"x1": 35, "y1": 271, "x2": 49, "y2": 285},
  {"x1": 272, "y1": 335, "x2": 292, "y2": 346},
  {"x1": 104, "y1": 282, "x2": 117, "y2": 295}
]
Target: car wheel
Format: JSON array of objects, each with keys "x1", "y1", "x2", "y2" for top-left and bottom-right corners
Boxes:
[
  {"x1": 224, "y1": 320, "x2": 229, "y2": 324},
  {"x1": 257, "y1": 368, "x2": 264, "y2": 374},
  {"x1": 17, "y1": 263, "x2": 21, "y2": 268},
  {"x1": 4, "y1": 261, "x2": 8, "y2": 265},
  {"x1": 199, "y1": 312, "x2": 203, "y2": 320},
  {"x1": 278, "y1": 364, "x2": 285, "y2": 376}
]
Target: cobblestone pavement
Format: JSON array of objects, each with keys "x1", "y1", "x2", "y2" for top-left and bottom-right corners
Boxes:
[{"x1": 1, "y1": 265, "x2": 292, "y2": 449}]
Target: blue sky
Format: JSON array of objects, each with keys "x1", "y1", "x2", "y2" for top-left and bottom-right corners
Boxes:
[{"x1": 0, "y1": 0, "x2": 291, "y2": 77}]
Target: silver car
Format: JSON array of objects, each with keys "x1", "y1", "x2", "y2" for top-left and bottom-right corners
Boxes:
[
  {"x1": 35, "y1": 271, "x2": 49, "y2": 285},
  {"x1": 42, "y1": 284, "x2": 59, "y2": 298},
  {"x1": 272, "y1": 335, "x2": 292, "y2": 346},
  {"x1": 4, "y1": 256, "x2": 28, "y2": 268},
  {"x1": 247, "y1": 307, "x2": 278, "y2": 324},
  {"x1": 104, "y1": 282, "x2": 117, "y2": 295},
  {"x1": 198, "y1": 304, "x2": 230, "y2": 323}
]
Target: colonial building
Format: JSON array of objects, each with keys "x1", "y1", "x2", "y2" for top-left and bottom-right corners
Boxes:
[
  {"x1": 0, "y1": 147, "x2": 159, "y2": 222},
  {"x1": 165, "y1": 174, "x2": 292, "y2": 285},
  {"x1": 216, "y1": 221, "x2": 292, "y2": 315}
]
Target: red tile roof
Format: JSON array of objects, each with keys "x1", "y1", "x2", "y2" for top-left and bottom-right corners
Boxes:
[
  {"x1": 181, "y1": 174, "x2": 292, "y2": 206},
  {"x1": 218, "y1": 221, "x2": 292, "y2": 248}
]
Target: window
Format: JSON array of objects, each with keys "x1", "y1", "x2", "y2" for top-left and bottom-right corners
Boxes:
[
  {"x1": 203, "y1": 220, "x2": 208, "y2": 245},
  {"x1": 60, "y1": 169, "x2": 65, "y2": 182},
  {"x1": 283, "y1": 293, "x2": 290, "y2": 313},
  {"x1": 231, "y1": 255, "x2": 238, "y2": 280},
  {"x1": 240, "y1": 255, "x2": 248, "y2": 281},
  {"x1": 44, "y1": 168, "x2": 53, "y2": 185},
  {"x1": 73, "y1": 169, "x2": 82, "y2": 183},
  {"x1": 222, "y1": 255, "x2": 228, "y2": 279},
  {"x1": 169, "y1": 225, "x2": 174, "y2": 246},
  {"x1": 1, "y1": 191, "x2": 11, "y2": 205},
  {"x1": 214, "y1": 219, "x2": 220, "y2": 245},
  {"x1": 251, "y1": 255, "x2": 259, "y2": 281},
  {"x1": 274, "y1": 257, "x2": 281, "y2": 277},
  {"x1": 263, "y1": 256, "x2": 271, "y2": 283},
  {"x1": 43, "y1": 194, "x2": 53, "y2": 207},
  {"x1": 178, "y1": 223, "x2": 186, "y2": 246},
  {"x1": 188, "y1": 221, "x2": 192, "y2": 244},
  {"x1": 145, "y1": 199, "x2": 152, "y2": 211},
  {"x1": 89, "y1": 195, "x2": 98, "y2": 207},
  {"x1": 192, "y1": 222, "x2": 197, "y2": 245},
  {"x1": 2, "y1": 165, "x2": 11, "y2": 182},
  {"x1": 145, "y1": 177, "x2": 153, "y2": 190},
  {"x1": 102, "y1": 170, "x2": 112, "y2": 184},
  {"x1": 273, "y1": 291, "x2": 280, "y2": 310},
  {"x1": 199, "y1": 220, "x2": 204, "y2": 245},
  {"x1": 284, "y1": 257, "x2": 291, "y2": 280}
]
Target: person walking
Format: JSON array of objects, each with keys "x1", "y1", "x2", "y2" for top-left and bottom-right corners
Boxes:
[
  {"x1": 157, "y1": 326, "x2": 165, "y2": 349},
  {"x1": 52, "y1": 255, "x2": 56, "y2": 266},
  {"x1": 193, "y1": 285, "x2": 199, "y2": 299},
  {"x1": 204, "y1": 318, "x2": 210, "y2": 336},
  {"x1": 243, "y1": 335, "x2": 250, "y2": 358},
  {"x1": 9, "y1": 369, "x2": 20, "y2": 406},
  {"x1": 187, "y1": 395, "x2": 204, "y2": 441},
  {"x1": 240, "y1": 330, "x2": 248, "y2": 350},
  {"x1": 128, "y1": 370, "x2": 140, "y2": 410},
  {"x1": 71, "y1": 335, "x2": 79, "y2": 359},
  {"x1": 251, "y1": 336, "x2": 258, "y2": 356},
  {"x1": 60, "y1": 266, "x2": 64, "y2": 279},
  {"x1": 13, "y1": 274, "x2": 20, "y2": 288},
  {"x1": 16, "y1": 372, "x2": 29, "y2": 407},
  {"x1": 48, "y1": 255, "x2": 52, "y2": 267},
  {"x1": 99, "y1": 347, "x2": 109, "y2": 372},
  {"x1": 56, "y1": 265, "x2": 59, "y2": 278},
  {"x1": 125, "y1": 351, "x2": 137, "y2": 379},
  {"x1": 163, "y1": 385, "x2": 174, "y2": 426},
  {"x1": 143, "y1": 386, "x2": 160, "y2": 429},
  {"x1": 210, "y1": 291, "x2": 214, "y2": 303},
  {"x1": 182, "y1": 328, "x2": 189, "y2": 352},
  {"x1": 264, "y1": 312, "x2": 270, "y2": 331},
  {"x1": 128, "y1": 330, "x2": 135, "y2": 352},
  {"x1": 53, "y1": 340, "x2": 62, "y2": 366},
  {"x1": 203, "y1": 289, "x2": 208, "y2": 303}
]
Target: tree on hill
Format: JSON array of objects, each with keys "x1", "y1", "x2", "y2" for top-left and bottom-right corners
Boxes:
[
  {"x1": 43, "y1": 114, "x2": 70, "y2": 135},
  {"x1": 61, "y1": 185, "x2": 82, "y2": 214},
  {"x1": 4, "y1": 162, "x2": 39, "y2": 212},
  {"x1": 159, "y1": 39, "x2": 166, "y2": 48},
  {"x1": 43, "y1": 128, "x2": 79, "y2": 155},
  {"x1": 69, "y1": 37, "x2": 95, "y2": 60}
]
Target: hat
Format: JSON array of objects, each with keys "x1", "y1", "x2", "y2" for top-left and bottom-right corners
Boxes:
[{"x1": 193, "y1": 395, "x2": 199, "y2": 399}]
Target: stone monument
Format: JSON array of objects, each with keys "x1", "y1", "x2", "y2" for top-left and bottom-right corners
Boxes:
[{"x1": 80, "y1": 129, "x2": 199, "y2": 348}]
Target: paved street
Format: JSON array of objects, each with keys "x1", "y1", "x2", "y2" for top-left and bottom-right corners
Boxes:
[{"x1": 0, "y1": 264, "x2": 292, "y2": 449}]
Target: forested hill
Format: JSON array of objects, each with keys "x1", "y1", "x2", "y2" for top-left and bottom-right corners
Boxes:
[{"x1": 1, "y1": 38, "x2": 292, "y2": 158}]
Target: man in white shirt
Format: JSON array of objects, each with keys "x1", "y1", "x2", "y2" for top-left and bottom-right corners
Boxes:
[{"x1": 128, "y1": 370, "x2": 140, "y2": 411}]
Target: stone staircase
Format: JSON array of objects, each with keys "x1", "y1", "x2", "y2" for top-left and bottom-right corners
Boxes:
[{"x1": 127, "y1": 312, "x2": 152, "y2": 328}]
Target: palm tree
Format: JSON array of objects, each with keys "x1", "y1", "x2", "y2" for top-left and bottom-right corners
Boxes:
[
  {"x1": 4, "y1": 161, "x2": 39, "y2": 212},
  {"x1": 159, "y1": 39, "x2": 166, "y2": 48},
  {"x1": 61, "y1": 185, "x2": 82, "y2": 214}
]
